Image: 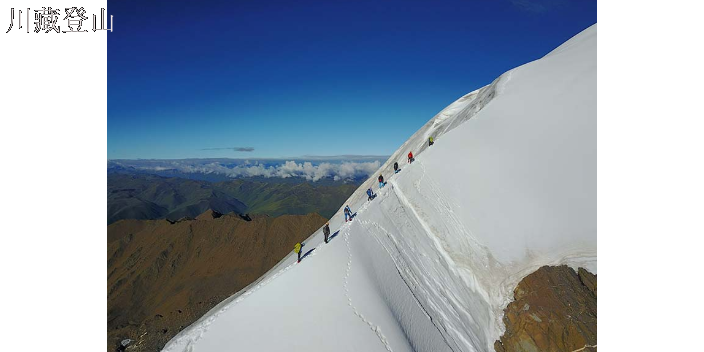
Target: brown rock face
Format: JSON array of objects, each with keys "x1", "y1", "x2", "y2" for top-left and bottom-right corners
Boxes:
[
  {"x1": 494, "y1": 265, "x2": 597, "y2": 352},
  {"x1": 107, "y1": 212, "x2": 326, "y2": 352}
]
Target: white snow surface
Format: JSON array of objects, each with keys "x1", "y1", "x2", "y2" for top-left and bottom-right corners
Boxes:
[{"x1": 162, "y1": 24, "x2": 596, "y2": 352}]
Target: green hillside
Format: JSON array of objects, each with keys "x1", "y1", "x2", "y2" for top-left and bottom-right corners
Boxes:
[
  {"x1": 214, "y1": 180, "x2": 358, "y2": 218},
  {"x1": 108, "y1": 174, "x2": 359, "y2": 224}
]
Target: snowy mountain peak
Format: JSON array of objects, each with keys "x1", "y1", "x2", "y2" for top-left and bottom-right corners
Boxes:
[{"x1": 162, "y1": 24, "x2": 596, "y2": 352}]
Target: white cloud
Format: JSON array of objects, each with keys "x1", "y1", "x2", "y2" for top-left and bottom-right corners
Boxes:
[{"x1": 121, "y1": 159, "x2": 382, "y2": 182}]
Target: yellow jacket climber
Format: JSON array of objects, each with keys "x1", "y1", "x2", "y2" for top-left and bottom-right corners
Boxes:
[{"x1": 294, "y1": 242, "x2": 303, "y2": 262}]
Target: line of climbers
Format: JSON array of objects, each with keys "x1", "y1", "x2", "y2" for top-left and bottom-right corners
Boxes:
[{"x1": 293, "y1": 136, "x2": 435, "y2": 263}]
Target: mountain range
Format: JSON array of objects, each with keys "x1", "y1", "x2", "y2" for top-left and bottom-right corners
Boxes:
[{"x1": 108, "y1": 173, "x2": 358, "y2": 224}]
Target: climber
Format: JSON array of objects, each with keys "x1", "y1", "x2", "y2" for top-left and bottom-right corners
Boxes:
[
  {"x1": 407, "y1": 151, "x2": 414, "y2": 163},
  {"x1": 429, "y1": 136, "x2": 434, "y2": 146},
  {"x1": 366, "y1": 187, "x2": 376, "y2": 201},
  {"x1": 294, "y1": 242, "x2": 302, "y2": 262},
  {"x1": 378, "y1": 174, "x2": 385, "y2": 188},
  {"x1": 394, "y1": 161, "x2": 399, "y2": 173},
  {"x1": 323, "y1": 222, "x2": 331, "y2": 243},
  {"x1": 345, "y1": 205, "x2": 353, "y2": 222}
]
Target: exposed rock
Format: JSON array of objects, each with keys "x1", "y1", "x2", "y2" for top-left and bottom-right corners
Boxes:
[
  {"x1": 166, "y1": 216, "x2": 194, "y2": 224},
  {"x1": 195, "y1": 209, "x2": 223, "y2": 220},
  {"x1": 494, "y1": 265, "x2": 597, "y2": 352},
  {"x1": 578, "y1": 267, "x2": 597, "y2": 296}
]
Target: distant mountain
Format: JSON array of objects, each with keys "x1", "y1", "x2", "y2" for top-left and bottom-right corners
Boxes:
[
  {"x1": 107, "y1": 158, "x2": 383, "y2": 184},
  {"x1": 107, "y1": 211, "x2": 327, "y2": 352},
  {"x1": 107, "y1": 158, "x2": 374, "y2": 186},
  {"x1": 107, "y1": 174, "x2": 246, "y2": 224},
  {"x1": 108, "y1": 173, "x2": 359, "y2": 224},
  {"x1": 216, "y1": 179, "x2": 358, "y2": 218}
]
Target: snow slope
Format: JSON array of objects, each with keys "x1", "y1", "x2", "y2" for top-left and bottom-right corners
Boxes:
[{"x1": 162, "y1": 24, "x2": 596, "y2": 352}]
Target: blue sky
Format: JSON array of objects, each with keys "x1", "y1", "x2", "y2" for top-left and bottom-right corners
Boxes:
[{"x1": 108, "y1": 0, "x2": 596, "y2": 159}]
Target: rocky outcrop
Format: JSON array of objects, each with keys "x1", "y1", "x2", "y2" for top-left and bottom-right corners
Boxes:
[
  {"x1": 494, "y1": 265, "x2": 597, "y2": 352},
  {"x1": 578, "y1": 267, "x2": 597, "y2": 296},
  {"x1": 165, "y1": 216, "x2": 194, "y2": 224},
  {"x1": 194, "y1": 209, "x2": 223, "y2": 220},
  {"x1": 107, "y1": 211, "x2": 327, "y2": 352}
]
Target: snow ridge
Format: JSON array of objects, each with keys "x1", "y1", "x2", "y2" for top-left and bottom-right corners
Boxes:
[
  {"x1": 343, "y1": 229, "x2": 394, "y2": 352},
  {"x1": 359, "y1": 218, "x2": 461, "y2": 352},
  {"x1": 161, "y1": 259, "x2": 298, "y2": 351}
]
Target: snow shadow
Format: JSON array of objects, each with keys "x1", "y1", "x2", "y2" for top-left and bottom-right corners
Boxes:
[{"x1": 301, "y1": 248, "x2": 316, "y2": 260}]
